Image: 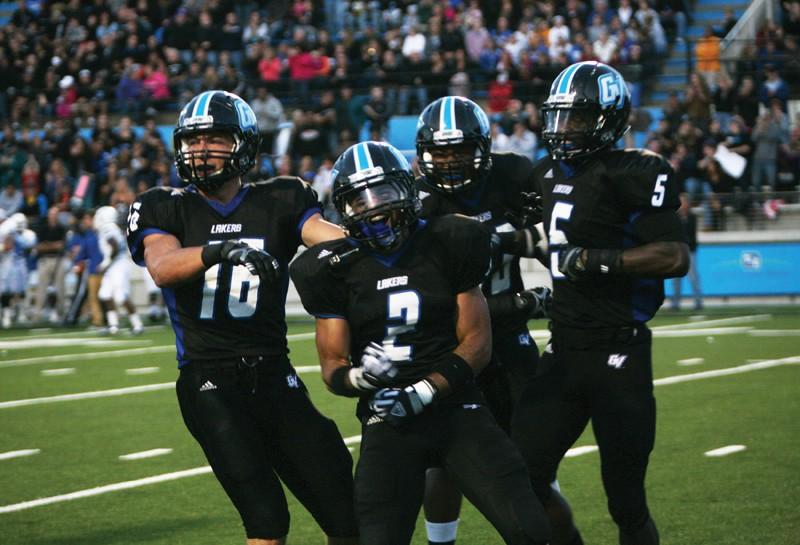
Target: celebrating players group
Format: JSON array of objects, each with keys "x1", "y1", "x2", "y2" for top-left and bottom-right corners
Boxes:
[{"x1": 126, "y1": 61, "x2": 689, "y2": 545}]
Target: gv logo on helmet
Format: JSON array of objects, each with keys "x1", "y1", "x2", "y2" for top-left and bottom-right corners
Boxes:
[{"x1": 598, "y1": 73, "x2": 623, "y2": 108}]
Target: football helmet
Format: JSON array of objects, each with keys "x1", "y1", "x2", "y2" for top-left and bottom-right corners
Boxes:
[
  {"x1": 541, "y1": 61, "x2": 630, "y2": 160},
  {"x1": 332, "y1": 142, "x2": 420, "y2": 252},
  {"x1": 93, "y1": 206, "x2": 118, "y2": 230},
  {"x1": 8, "y1": 212, "x2": 27, "y2": 233},
  {"x1": 174, "y1": 90, "x2": 260, "y2": 192},
  {"x1": 416, "y1": 96, "x2": 492, "y2": 194}
]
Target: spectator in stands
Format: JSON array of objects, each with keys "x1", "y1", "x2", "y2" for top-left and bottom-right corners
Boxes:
[
  {"x1": 733, "y1": 76, "x2": 760, "y2": 128},
  {"x1": 683, "y1": 73, "x2": 712, "y2": 128},
  {"x1": 507, "y1": 121, "x2": 538, "y2": 161},
  {"x1": 487, "y1": 72, "x2": 513, "y2": 115},
  {"x1": 714, "y1": 7, "x2": 738, "y2": 38},
  {"x1": 363, "y1": 85, "x2": 391, "y2": 140},
  {"x1": 33, "y1": 206, "x2": 68, "y2": 323},
  {"x1": 758, "y1": 65, "x2": 790, "y2": 110},
  {"x1": 712, "y1": 74, "x2": 737, "y2": 128},
  {"x1": 402, "y1": 25, "x2": 426, "y2": 59},
  {"x1": 251, "y1": 85, "x2": 285, "y2": 155},
  {"x1": 751, "y1": 103, "x2": 790, "y2": 194},
  {"x1": 695, "y1": 26, "x2": 721, "y2": 89},
  {"x1": 697, "y1": 139, "x2": 735, "y2": 230},
  {"x1": 0, "y1": 184, "x2": 23, "y2": 218}
]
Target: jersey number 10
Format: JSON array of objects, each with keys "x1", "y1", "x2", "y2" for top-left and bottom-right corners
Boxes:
[{"x1": 200, "y1": 238, "x2": 264, "y2": 319}]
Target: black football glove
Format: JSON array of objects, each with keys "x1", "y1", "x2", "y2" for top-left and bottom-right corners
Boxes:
[
  {"x1": 558, "y1": 245, "x2": 623, "y2": 280},
  {"x1": 505, "y1": 191, "x2": 543, "y2": 228},
  {"x1": 513, "y1": 286, "x2": 552, "y2": 320},
  {"x1": 204, "y1": 240, "x2": 281, "y2": 284},
  {"x1": 369, "y1": 379, "x2": 437, "y2": 427}
]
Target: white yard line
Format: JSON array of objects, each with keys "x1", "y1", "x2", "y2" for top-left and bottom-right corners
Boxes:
[
  {"x1": 0, "y1": 383, "x2": 175, "y2": 409},
  {"x1": 748, "y1": 330, "x2": 800, "y2": 337},
  {"x1": 654, "y1": 356, "x2": 800, "y2": 386},
  {"x1": 41, "y1": 368, "x2": 76, "y2": 376},
  {"x1": 0, "y1": 339, "x2": 151, "y2": 349},
  {"x1": 653, "y1": 327, "x2": 752, "y2": 337},
  {"x1": 0, "y1": 433, "x2": 362, "y2": 514},
  {"x1": 0, "y1": 466, "x2": 214, "y2": 514},
  {"x1": 704, "y1": 445, "x2": 747, "y2": 457},
  {"x1": 654, "y1": 314, "x2": 772, "y2": 330},
  {"x1": 677, "y1": 358, "x2": 705, "y2": 366},
  {"x1": 0, "y1": 449, "x2": 40, "y2": 461},
  {"x1": 125, "y1": 367, "x2": 160, "y2": 375},
  {"x1": 564, "y1": 445, "x2": 598, "y2": 458},
  {"x1": 0, "y1": 332, "x2": 317, "y2": 369},
  {"x1": 118, "y1": 448, "x2": 173, "y2": 461},
  {"x1": 0, "y1": 325, "x2": 166, "y2": 341}
]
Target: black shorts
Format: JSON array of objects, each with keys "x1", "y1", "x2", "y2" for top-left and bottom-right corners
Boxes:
[
  {"x1": 355, "y1": 393, "x2": 550, "y2": 545},
  {"x1": 479, "y1": 326, "x2": 540, "y2": 433},
  {"x1": 176, "y1": 356, "x2": 358, "y2": 540},
  {"x1": 511, "y1": 323, "x2": 655, "y2": 530}
]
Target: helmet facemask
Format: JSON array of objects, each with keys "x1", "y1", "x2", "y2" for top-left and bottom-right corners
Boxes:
[
  {"x1": 176, "y1": 129, "x2": 244, "y2": 192},
  {"x1": 335, "y1": 173, "x2": 420, "y2": 253},
  {"x1": 418, "y1": 139, "x2": 491, "y2": 194}
]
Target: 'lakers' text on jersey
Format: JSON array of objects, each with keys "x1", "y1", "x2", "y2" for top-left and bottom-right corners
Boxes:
[
  {"x1": 290, "y1": 215, "x2": 491, "y2": 411},
  {"x1": 418, "y1": 152, "x2": 536, "y2": 329},
  {"x1": 126, "y1": 177, "x2": 321, "y2": 365},
  {"x1": 534, "y1": 149, "x2": 685, "y2": 327}
]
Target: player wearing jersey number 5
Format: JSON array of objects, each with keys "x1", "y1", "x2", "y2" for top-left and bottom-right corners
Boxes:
[
  {"x1": 290, "y1": 141, "x2": 551, "y2": 545},
  {"x1": 125, "y1": 90, "x2": 358, "y2": 545},
  {"x1": 512, "y1": 62, "x2": 689, "y2": 545}
]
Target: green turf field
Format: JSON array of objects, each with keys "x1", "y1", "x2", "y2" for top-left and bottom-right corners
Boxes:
[{"x1": 1, "y1": 308, "x2": 798, "y2": 544}]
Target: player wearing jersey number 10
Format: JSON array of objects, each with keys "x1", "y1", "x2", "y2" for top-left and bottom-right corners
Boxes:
[{"x1": 125, "y1": 90, "x2": 358, "y2": 545}]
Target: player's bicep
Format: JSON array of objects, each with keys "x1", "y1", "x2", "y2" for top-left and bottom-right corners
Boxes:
[
  {"x1": 142, "y1": 232, "x2": 183, "y2": 278},
  {"x1": 632, "y1": 209, "x2": 686, "y2": 243},
  {"x1": 315, "y1": 317, "x2": 352, "y2": 386},
  {"x1": 300, "y1": 213, "x2": 345, "y2": 247},
  {"x1": 454, "y1": 286, "x2": 491, "y2": 371}
]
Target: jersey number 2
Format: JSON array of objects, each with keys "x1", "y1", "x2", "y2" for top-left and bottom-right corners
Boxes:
[
  {"x1": 383, "y1": 290, "x2": 420, "y2": 362},
  {"x1": 200, "y1": 238, "x2": 264, "y2": 319}
]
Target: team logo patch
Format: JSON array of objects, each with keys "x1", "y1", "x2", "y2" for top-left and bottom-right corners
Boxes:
[
  {"x1": 607, "y1": 354, "x2": 628, "y2": 369},
  {"x1": 518, "y1": 333, "x2": 532, "y2": 346},
  {"x1": 286, "y1": 374, "x2": 300, "y2": 388}
]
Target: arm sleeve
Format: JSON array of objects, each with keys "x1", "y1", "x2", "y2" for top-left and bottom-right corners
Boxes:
[
  {"x1": 289, "y1": 246, "x2": 348, "y2": 318},
  {"x1": 125, "y1": 188, "x2": 183, "y2": 266}
]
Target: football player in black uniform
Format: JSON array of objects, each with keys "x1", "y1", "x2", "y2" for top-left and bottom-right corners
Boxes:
[
  {"x1": 415, "y1": 96, "x2": 552, "y2": 545},
  {"x1": 290, "y1": 141, "x2": 551, "y2": 545},
  {"x1": 512, "y1": 62, "x2": 690, "y2": 545},
  {"x1": 125, "y1": 90, "x2": 358, "y2": 545}
]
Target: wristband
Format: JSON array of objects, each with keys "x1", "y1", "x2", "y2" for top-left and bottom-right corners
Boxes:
[
  {"x1": 409, "y1": 378, "x2": 438, "y2": 406},
  {"x1": 584, "y1": 249, "x2": 624, "y2": 274},
  {"x1": 329, "y1": 366, "x2": 361, "y2": 398},
  {"x1": 201, "y1": 243, "x2": 223, "y2": 268},
  {"x1": 431, "y1": 353, "x2": 474, "y2": 393}
]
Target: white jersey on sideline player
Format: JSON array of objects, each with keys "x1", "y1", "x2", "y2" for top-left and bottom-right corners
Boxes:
[
  {"x1": 94, "y1": 206, "x2": 143, "y2": 335},
  {"x1": 0, "y1": 214, "x2": 36, "y2": 328}
]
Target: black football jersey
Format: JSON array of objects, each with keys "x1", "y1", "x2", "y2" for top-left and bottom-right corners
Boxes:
[
  {"x1": 290, "y1": 215, "x2": 491, "y2": 392},
  {"x1": 417, "y1": 152, "x2": 536, "y2": 329},
  {"x1": 126, "y1": 178, "x2": 321, "y2": 366},
  {"x1": 533, "y1": 149, "x2": 684, "y2": 327}
]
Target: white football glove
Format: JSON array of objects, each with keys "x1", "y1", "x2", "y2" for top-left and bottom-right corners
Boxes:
[{"x1": 348, "y1": 342, "x2": 398, "y2": 391}]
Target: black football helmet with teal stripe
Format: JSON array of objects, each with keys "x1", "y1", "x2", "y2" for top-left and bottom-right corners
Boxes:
[
  {"x1": 332, "y1": 141, "x2": 420, "y2": 252},
  {"x1": 542, "y1": 61, "x2": 630, "y2": 161},
  {"x1": 416, "y1": 96, "x2": 492, "y2": 194},
  {"x1": 174, "y1": 90, "x2": 260, "y2": 191}
]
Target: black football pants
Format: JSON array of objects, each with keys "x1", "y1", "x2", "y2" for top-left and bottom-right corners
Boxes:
[
  {"x1": 176, "y1": 356, "x2": 358, "y2": 540},
  {"x1": 512, "y1": 324, "x2": 657, "y2": 534},
  {"x1": 356, "y1": 401, "x2": 551, "y2": 545}
]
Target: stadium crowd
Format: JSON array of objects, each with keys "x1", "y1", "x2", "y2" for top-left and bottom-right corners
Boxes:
[
  {"x1": 1, "y1": 0, "x2": 798, "y2": 329},
  {"x1": 640, "y1": 0, "x2": 800, "y2": 230}
]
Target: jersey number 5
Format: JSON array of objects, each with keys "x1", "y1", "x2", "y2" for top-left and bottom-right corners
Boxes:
[
  {"x1": 651, "y1": 174, "x2": 668, "y2": 207},
  {"x1": 200, "y1": 238, "x2": 264, "y2": 319}
]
